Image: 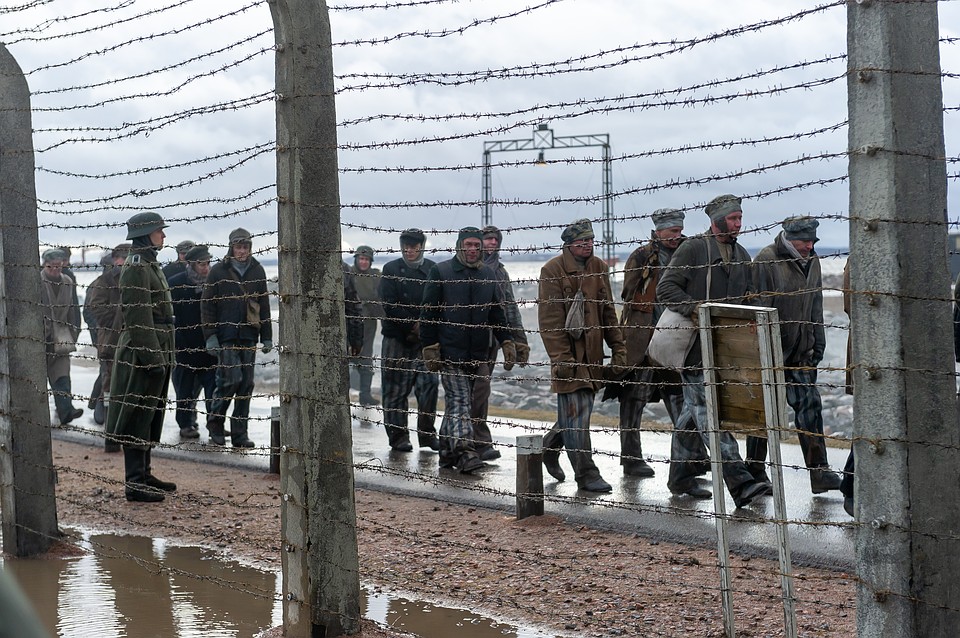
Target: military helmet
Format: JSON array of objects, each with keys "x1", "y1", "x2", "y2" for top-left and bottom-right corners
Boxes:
[
  {"x1": 399, "y1": 228, "x2": 425, "y2": 246},
  {"x1": 354, "y1": 245, "x2": 375, "y2": 262},
  {"x1": 125, "y1": 212, "x2": 168, "y2": 240}
]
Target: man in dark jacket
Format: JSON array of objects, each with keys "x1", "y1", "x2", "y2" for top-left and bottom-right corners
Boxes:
[
  {"x1": 421, "y1": 227, "x2": 515, "y2": 473},
  {"x1": 656, "y1": 194, "x2": 770, "y2": 508},
  {"x1": 162, "y1": 239, "x2": 195, "y2": 281},
  {"x1": 85, "y1": 243, "x2": 130, "y2": 426},
  {"x1": 617, "y1": 208, "x2": 709, "y2": 480},
  {"x1": 346, "y1": 245, "x2": 384, "y2": 406},
  {"x1": 469, "y1": 225, "x2": 530, "y2": 461},
  {"x1": 168, "y1": 245, "x2": 217, "y2": 439},
  {"x1": 747, "y1": 217, "x2": 842, "y2": 494},
  {"x1": 378, "y1": 228, "x2": 440, "y2": 451},
  {"x1": 201, "y1": 228, "x2": 272, "y2": 447}
]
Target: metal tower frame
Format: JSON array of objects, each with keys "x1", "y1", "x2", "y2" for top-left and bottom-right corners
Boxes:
[{"x1": 481, "y1": 123, "x2": 615, "y2": 265}]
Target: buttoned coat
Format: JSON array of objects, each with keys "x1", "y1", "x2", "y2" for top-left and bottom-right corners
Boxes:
[
  {"x1": 538, "y1": 247, "x2": 625, "y2": 394},
  {"x1": 752, "y1": 233, "x2": 825, "y2": 366}
]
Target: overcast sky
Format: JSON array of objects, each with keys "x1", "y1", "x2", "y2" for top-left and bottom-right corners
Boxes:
[{"x1": 4, "y1": 0, "x2": 960, "y2": 263}]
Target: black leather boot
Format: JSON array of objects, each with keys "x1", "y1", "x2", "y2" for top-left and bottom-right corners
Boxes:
[
  {"x1": 124, "y1": 448, "x2": 164, "y2": 503},
  {"x1": 143, "y1": 449, "x2": 176, "y2": 492},
  {"x1": 207, "y1": 415, "x2": 227, "y2": 446}
]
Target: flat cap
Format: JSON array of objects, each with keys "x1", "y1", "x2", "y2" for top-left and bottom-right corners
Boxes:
[
  {"x1": 782, "y1": 216, "x2": 819, "y2": 242},
  {"x1": 561, "y1": 218, "x2": 595, "y2": 244},
  {"x1": 651, "y1": 208, "x2": 685, "y2": 230}
]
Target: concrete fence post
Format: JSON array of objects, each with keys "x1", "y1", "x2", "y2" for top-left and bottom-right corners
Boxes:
[
  {"x1": 0, "y1": 43, "x2": 59, "y2": 557},
  {"x1": 270, "y1": 1, "x2": 361, "y2": 635},
  {"x1": 516, "y1": 435, "x2": 544, "y2": 520},
  {"x1": 847, "y1": 1, "x2": 960, "y2": 634}
]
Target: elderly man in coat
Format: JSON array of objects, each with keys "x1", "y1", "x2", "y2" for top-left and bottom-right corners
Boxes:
[
  {"x1": 617, "y1": 208, "x2": 710, "y2": 480},
  {"x1": 746, "y1": 216, "x2": 843, "y2": 494},
  {"x1": 105, "y1": 212, "x2": 177, "y2": 502},
  {"x1": 40, "y1": 248, "x2": 83, "y2": 425},
  {"x1": 656, "y1": 194, "x2": 770, "y2": 507},
  {"x1": 539, "y1": 218, "x2": 627, "y2": 493}
]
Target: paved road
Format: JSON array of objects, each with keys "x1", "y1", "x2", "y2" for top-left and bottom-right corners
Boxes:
[{"x1": 54, "y1": 364, "x2": 854, "y2": 572}]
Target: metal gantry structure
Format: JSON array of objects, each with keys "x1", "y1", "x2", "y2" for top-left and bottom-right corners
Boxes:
[{"x1": 481, "y1": 123, "x2": 615, "y2": 265}]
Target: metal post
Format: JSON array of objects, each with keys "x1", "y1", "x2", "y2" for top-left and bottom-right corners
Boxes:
[
  {"x1": 848, "y1": 1, "x2": 960, "y2": 635},
  {"x1": 601, "y1": 142, "x2": 614, "y2": 267},
  {"x1": 515, "y1": 435, "x2": 544, "y2": 520},
  {"x1": 0, "y1": 43, "x2": 59, "y2": 557},
  {"x1": 270, "y1": 406, "x2": 280, "y2": 475},
  {"x1": 481, "y1": 150, "x2": 492, "y2": 228},
  {"x1": 270, "y1": 1, "x2": 361, "y2": 636}
]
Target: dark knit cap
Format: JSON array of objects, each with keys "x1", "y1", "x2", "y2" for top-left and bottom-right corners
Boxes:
[
  {"x1": 481, "y1": 225, "x2": 503, "y2": 245},
  {"x1": 705, "y1": 194, "x2": 742, "y2": 223},
  {"x1": 782, "y1": 216, "x2": 819, "y2": 242},
  {"x1": 185, "y1": 244, "x2": 212, "y2": 262},
  {"x1": 457, "y1": 226, "x2": 483, "y2": 245}
]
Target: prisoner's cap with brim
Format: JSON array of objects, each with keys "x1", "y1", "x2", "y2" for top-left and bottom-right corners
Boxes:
[{"x1": 704, "y1": 194, "x2": 742, "y2": 224}]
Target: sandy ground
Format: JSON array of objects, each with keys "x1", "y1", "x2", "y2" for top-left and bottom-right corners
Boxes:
[{"x1": 49, "y1": 439, "x2": 856, "y2": 638}]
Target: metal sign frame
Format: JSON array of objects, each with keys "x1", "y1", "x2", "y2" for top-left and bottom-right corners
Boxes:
[{"x1": 698, "y1": 302, "x2": 797, "y2": 638}]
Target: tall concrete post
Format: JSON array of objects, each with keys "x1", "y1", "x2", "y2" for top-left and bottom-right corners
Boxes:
[
  {"x1": 0, "y1": 44, "x2": 59, "y2": 556},
  {"x1": 848, "y1": 1, "x2": 960, "y2": 635},
  {"x1": 269, "y1": 1, "x2": 361, "y2": 636}
]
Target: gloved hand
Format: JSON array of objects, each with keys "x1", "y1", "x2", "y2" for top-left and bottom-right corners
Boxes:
[
  {"x1": 205, "y1": 335, "x2": 220, "y2": 356},
  {"x1": 261, "y1": 340, "x2": 273, "y2": 354},
  {"x1": 500, "y1": 340, "x2": 517, "y2": 371},
  {"x1": 554, "y1": 360, "x2": 576, "y2": 380},
  {"x1": 608, "y1": 347, "x2": 629, "y2": 377},
  {"x1": 421, "y1": 343, "x2": 442, "y2": 372},
  {"x1": 515, "y1": 342, "x2": 530, "y2": 367}
]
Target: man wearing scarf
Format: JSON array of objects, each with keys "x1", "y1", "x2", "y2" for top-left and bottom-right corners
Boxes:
[
  {"x1": 201, "y1": 228, "x2": 273, "y2": 448},
  {"x1": 657, "y1": 194, "x2": 770, "y2": 507},
  {"x1": 378, "y1": 228, "x2": 441, "y2": 452},
  {"x1": 105, "y1": 212, "x2": 177, "y2": 502},
  {"x1": 538, "y1": 218, "x2": 626, "y2": 492},
  {"x1": 747, "y1": 216, "x2": 843, "y2": 494},
  {"x1": 420, "y1": 227, "x2": 516, "y2": 473},
  {"x1": 168, "y1": 244, "x2": 217, "y2": 440},
  {"x1": 40, "y1": 248, "x2": 83, "y2": 425},
  {"x1": 468, "y1": 225, "x2": 530, "y2": 461}
]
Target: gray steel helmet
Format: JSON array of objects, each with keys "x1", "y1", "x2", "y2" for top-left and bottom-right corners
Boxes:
[
  {"x1": 125, "y1": 212, "x2": 168, "y2": 240},
  {"x1": 354, "y1": 245, "x2": 375, "y2": 262}
]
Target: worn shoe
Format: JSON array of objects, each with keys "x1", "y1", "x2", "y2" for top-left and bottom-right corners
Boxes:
[
  {"x1": 455, "y1": 453, "x2": 484, "y2": 474},
  {"x1": 670, "y1": 483, "x2": 712, "y2": 499},
  {"x1": 479, "y1": 447, "x2": 502, "y2": 461},
  {"x1": 359, "y1": 394, "x2": 380, "y2": 407},
  {"x1": 734, "y1": 481, "x2": 770, "y2": 508},
  {"x1": 623, "y1": 460, "x2": 656, "y2": 478},
  {"x1": 93, "y1": 399, "x2": 106, "y2": 426},
  {"x1": 61, "y1": 408, "x2": 83, "y2": 426},
  {"x1": 232, "y1": 437, "x2": 256, "y2": 449},
  {"x1": 207, "y1": 418, "x2": 227, "y2": 446},
  {"x1": 577, "y1": 476, "x2": 613, "y2": 493},
  {"x1": 391, "y1": 441, "x2": 414, "y2": 452},
  {"x1": 810, "y1": 468, "x2": 842, "y2": 494},
  {"x1": 418, "y1": 435, "x2": 440, "y2": 451},
  {"x1": 180, "y1": 426, "x2": 200, "y2": 439},
  {"x1": 542, "y1": 450, "x2": 566, "y2": 482},
  {"x1": 144, "y1": 475, "x2": 177, "y2": 492},
  {"x1": 125, "y1": 484, "x2": 165, "y2": 503}
]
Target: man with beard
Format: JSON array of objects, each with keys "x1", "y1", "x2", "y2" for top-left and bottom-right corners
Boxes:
[
  {"x1": 346, "y1": 245, "x2": 384, "y2": 406},
  {"x1": 378, "y1": 228, "x2": 441, "y2": 451},
  {"x1": 168, "y1": 244, "x2": 217, "y2": 440},
  {"x1": 747, "y1": 216, "x2": 843, "y2": 495},
  {"x1": 616, "y1": 208, "x2": 710, "y2": 481},
  {"x1": 657, "y1": 195, "x2": 770, "y2": 507},
  {"x1": 40, "y1": 248, "x2": 83, "y2": 425},
  {"x1": 538, "y1": 219, "x2": 627, "y2": 493},
  {"x1": 201, "y1": 228, "x2": 272, "y2": 448},
  {"x1": 420, "y1": 227, "x2": 516, "y2": 473},
  {"x1": 468, "y1": 225, "x2": 530, "y2": 461},
  {"x1": 85, "y1": 243, "x2": 131, "y2": 427}
]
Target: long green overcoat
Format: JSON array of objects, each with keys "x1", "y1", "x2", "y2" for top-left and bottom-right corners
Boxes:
[{"x1": 105, "y1": 249, "x2": 175, "y2": 448}]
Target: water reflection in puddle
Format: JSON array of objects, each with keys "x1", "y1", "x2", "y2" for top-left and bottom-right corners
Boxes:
[{"x1": 3, "y1": 531, "x2": 558, "y2": 638}]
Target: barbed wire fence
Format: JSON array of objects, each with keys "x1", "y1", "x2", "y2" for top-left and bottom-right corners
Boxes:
[{"x1": 2, "y1": 0, "x2": 960, "y2": 636}]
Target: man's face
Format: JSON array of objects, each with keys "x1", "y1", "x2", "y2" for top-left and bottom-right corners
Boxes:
[
  {"x1": 232, "y1": 241, "x2": 251, "y2": 263},
  {"x1": 43, "y1": 260, "x2": 63, "y2": 277},
  {"x1": 402, "y1": 242, "x2": 422, "y2": 262},
  {"x1": 712, "y1": 211, "x2": 742, "y2": 243},
  {"x1": 482, "y1": 236, "x2": 499, "y2": 255},
  {"x1": 192, "y1": 259, "x2": 211, "y2": 278},
  {"x1": 356, "y1": 255, "x2": 372, "y2": 271},
  {"x1": 461, "y1": 238, "x2": 482, "y2": 264},
  {"x1": 568, "y1": 238, "x2": 594, "y2": 259},
  {"x1": 112, "y1": 255, "x2": 126, "y2": 267},
  {"x1": 178, "y1": 250, "x2": 190, "y2": 262},
  {"x1": 149, "y1": 228, "x2": 166, "y2": 248},
  {"x1": 655, "y1": 226, "x2": 683, "y2": 250},
  {"x1": 789, "y1": 239, "x2": 815, "y2": 258}
]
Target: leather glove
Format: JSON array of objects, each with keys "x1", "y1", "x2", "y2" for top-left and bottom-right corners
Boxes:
[
  {"x1": 421, "y1": 343, "x2": 442, "y2": 372},
  {"x1": 554, "y1": 360, "x2": 576, "y2": 380},
  {"x1": 205, "y1": 335, "x2": 220, "y2": 355},
  {"x1": 261, "y1": 340, "x2": 273, "y2": 354},
  {"x1": 500, "y1": 340, "x2": 517, "y2": 371},
  {"x1": 515, "y1": 342, "x2": 531, "y2": 367}
]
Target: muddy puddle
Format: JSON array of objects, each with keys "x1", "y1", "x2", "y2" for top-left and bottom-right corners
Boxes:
[{"x1": 2, "y1": 531, "x2": 558, "y2": 637}]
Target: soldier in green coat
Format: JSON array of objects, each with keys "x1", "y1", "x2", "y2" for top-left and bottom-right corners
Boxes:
[{"x1": 105, "y1": 212, "x2": 177, "y2": 503}]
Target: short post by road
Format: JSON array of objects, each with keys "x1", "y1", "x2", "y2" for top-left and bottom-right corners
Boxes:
[{"x1": 515, "y1": 434, "x2": 544, "y2": 520}]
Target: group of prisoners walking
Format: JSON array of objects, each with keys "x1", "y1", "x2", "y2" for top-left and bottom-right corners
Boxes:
[{"x1": 41, "y1": 194, "x2": 853, "y2": 511}]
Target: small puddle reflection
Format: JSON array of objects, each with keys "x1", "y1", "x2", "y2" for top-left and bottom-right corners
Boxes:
[{"x1": 3, "y1": 531, "x2": 559, "y2": 637}]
